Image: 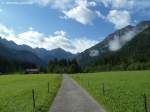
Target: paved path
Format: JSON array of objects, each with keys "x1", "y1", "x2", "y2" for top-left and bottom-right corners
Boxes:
[{"x1": 49, "y1": 75, "x2": 105, "y2": 112}]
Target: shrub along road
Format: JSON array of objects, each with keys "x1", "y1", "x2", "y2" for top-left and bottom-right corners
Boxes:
[{"x1": 49, "y1": 74, "x2": 105, "y2": 112}]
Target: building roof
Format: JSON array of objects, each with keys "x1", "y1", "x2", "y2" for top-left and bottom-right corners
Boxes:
[{"x1": 26, "y1": 69, "x2": 39, "y2": 72}]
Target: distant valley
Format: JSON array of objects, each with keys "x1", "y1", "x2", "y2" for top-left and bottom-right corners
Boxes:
[{"x1": 0, "y1": 20, "x2": 150, "y2": 73}]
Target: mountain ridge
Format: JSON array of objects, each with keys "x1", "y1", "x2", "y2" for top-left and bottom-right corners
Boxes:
[
  {"x1": 76, "y1": 20, "x2": 150, "y2": 67},
  {"x1": 0, "y1": 37, "x2": 75, "y2": 66},
  {"x1": 0, "y1": 20, "x2": 150, "y2": 72}
]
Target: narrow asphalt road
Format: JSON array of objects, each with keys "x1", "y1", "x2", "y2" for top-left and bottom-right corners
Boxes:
[{"x1": 49, "y1": 75, "x2": 105, "y2": 112}]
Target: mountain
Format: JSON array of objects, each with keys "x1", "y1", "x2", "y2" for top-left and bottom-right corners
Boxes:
[
  {"x1": 0, "y1": 39, "x2": 44, "y2": 66},
  {"x1": 15, "y1": 44, "x2": 75, "y2": 63},
  {"x1": 0, "y1": 37, "x2": 75, "y2": 66},
  {"x1": 1, "y1": 20, "x2": 150, "y2": 73},
  {"x1": 77, "y1": 25, "x2": 135, "y2": 66},
  {"x1": 115, "y1": 26, "x2": 150, "y2": 62},
  {"x1": 91, "y1": 26, "x2": 150, "y2": 71},
  {"x1": 77, "y1": 21, "x2": 150, "y2": 71},
  {"x1": 32, "y1": 48, "x2": 75, "y2": 63}
]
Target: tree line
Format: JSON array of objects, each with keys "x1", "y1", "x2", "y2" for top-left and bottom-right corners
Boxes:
[
  {"x1": 47, "y1": 59, "x2": 81, "y2": 73},
  {"x1": 0, "y1": 57, "x2": 82, "y2": 74},
  {"x1": 0, "y1": 57, "x2": 36, "y2": 73}
]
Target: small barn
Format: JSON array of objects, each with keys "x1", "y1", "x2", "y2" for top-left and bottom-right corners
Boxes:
[{"x1": 25, "y1": 69, "x2": 40, "y2": 74}]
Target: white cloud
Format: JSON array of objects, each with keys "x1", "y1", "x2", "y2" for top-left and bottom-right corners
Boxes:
[
  {"x1": 63, "y1": 0, "x2": 96, "y2": 24},
  {"x1": 71, "y1": 38, "x2": 98, "y2": 53},
  {"x1": 54, "y1": 30, "x2": 66, "y2": 36},
  {"x1": 18, "y1": 31, "x2": 44, "y2": 47},
  {"x1": 0, "y1": 24, "x2": 98, "y2": 53},
  {"x1": 109, "y1": 30, "x2": 136, "y2": 51},
  {"x1": 2, "y1": 0, "x2": 74, "y2": 10},
  {"x1": 32, "y1": 0, "x2": 74, "y2": 10},
  {"x1": 63, "y1": 0, "x2": 99, "y2": 25},
  {"x1": 109, "y1": 35, "x2": 121, "y2": 51},
  {"x1": 43, "y1": 33, "x2": 98, "y2": 53},
  {"x1": 89, "y1": 49, "x2": 99, "y2": 57},
  {"x1": 112, "y1": 0, "x2": 133, "y2": 9},
  {"x1": 48, "y1": 0, "x2": 74, "y2": 10},
  {"x1": 0, "y1": 24, "x2": 14, "y2": 35},
  {"x1": 97, "y1": 0, "x2": 130, "y2": 9},
  {"x1": 98, "y1": 0, "x2": 150, "y2": 11},
  {"x1": 2, "y1": 0, "x2": 100, "y2": 25},
  {"x1": 107, "y1": 10, "x2": 131, "y2": 29},
  {"x1": 1, "y1": 0, "x2": 150, "y2": 26},
  {"x1": 95, "y1": 11, "x2": 105, "y2": 19},
  {"x1": 89, "y1": 1, "x2": 97, "y2": 7},
  {"x1": 110, "y1": 0, "x2": 133, "y2": 9},
  {"x1": 34, "y1": 0, "x2": 51, "y2": 6},
  {"x1": 2, "y1": 1, "x2": 33, "y2": 5}
]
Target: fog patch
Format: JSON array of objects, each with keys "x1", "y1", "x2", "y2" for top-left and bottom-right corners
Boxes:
[
  {"x1": 109, "y1": 30, "x2": 136, "y2": 51},
  {"x1": 89, "y1": 49, "x2": 99, "y2": 57},
  {"x1": 109, "y1": 35, "x2": 121, "y2": 51}
]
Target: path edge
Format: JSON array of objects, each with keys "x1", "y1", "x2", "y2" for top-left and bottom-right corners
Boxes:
[{"x1": 69, "y1": 75, "x2": 106, "y2": 112}]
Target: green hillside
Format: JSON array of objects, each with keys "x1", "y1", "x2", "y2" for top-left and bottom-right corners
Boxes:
[{"x1": 82, "y1": 27, "x2": 150, "y2": 72}]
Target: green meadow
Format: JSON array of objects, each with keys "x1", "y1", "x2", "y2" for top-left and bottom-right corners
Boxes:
[
  {"x1": 0, "y1": 74, "x2": 62, "y2": 112},
  {"x1": 72, "y1": 71, "x2": 150, "y2": 112}
]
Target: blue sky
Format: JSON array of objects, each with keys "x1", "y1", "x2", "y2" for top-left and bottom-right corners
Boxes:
[{"x1": 0, "y1": 0, "x2": 150, "y2": 53}]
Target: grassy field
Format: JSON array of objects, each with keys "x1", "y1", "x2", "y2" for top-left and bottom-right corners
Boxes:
[
  {"x1": 72, "y1": 71, "x2": 150, "y2": 112},
  {"x1": 0, "y1": 74, "x2": 62, "y2": 112}
]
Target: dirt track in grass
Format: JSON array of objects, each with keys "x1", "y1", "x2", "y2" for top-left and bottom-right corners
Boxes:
[{"x1": 49, "y1": 74, "x2": 105, "y2": 112}]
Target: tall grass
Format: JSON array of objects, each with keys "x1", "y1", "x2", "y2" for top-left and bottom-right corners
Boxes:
[
  {"x1": 73, "y1": 71, "x2": 150, "y2": 112},
  {"x1": 0, "y1": 74, "x2": 62, "y2": 112}
]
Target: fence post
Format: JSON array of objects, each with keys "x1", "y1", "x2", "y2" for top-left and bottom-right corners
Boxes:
[
  {"x1": 87, "y1": 80, "x2": 89, "y2": 87},
  {"x1": 102, "y1": 83, "x2": 105, "y2": 96},
  {"x1": 32, "y1": 89, "x2": 36, "y2": 112},
  {"x1": 48, "y1": 82, "x2": 50, "y2": 93},
  {"x1": 143, "y1": 93, "x2": 148, "y2": 112}
]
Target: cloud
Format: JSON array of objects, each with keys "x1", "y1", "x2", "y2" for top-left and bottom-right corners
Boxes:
[
  {"x1": 107, "y1": 10, "x2": 131, "y2": 29},
  {"x1": 1, "y1": 0, "x2": 74, "y2": 10},
  {"x1": 48, "y1": 0, "x2": 74, "y2": 10},
  {"x1": 71, "y1": 38, "x2": 98, "y2": 53},
  {"x1": 100, "y1": 0, "x2": 133, "y2": 9},
  {"x1": 34, "y1": 0, "x2": 51, "y2": 6},
  {"x1": 32, "y1": 0, "x2": 74, "y2": 10},
  {"x1": 109, "y1": 35, "x2": 122, "y2": 51},
  {"x1": 109, "y1": 30, "x2": 136, "y2": 51},
  {"x1": 89, "y1": 49, "x2": 99, "y2": 57},
  {"x1": 44, "y1": 33, "x2": 98, "y2": 53},
  {"x1": 95, "y1": 11, "x2": 105, "y2": 19},
  {"x1": 2, "y1": 1, "x2": 34, "y2": 5},
  {"x1": 34, "y1": 0, "x2": 100, "y2": 25},
  {"x1": 0, "y1": 24, "x2": 98, "y2": 53},
  {"x1": 1, "y1": 0, "x2": 150, "y2": 26},
  {"x1": 0, "y1": 24, "x2": 14, "y2": 35},
  {"x1": 1, "y1": 0, "x2": 100, "y2": 25},
  {"x1": 18, "y1": 31, "x2": 44, "y2": 47},
  {"x1": 89, "y1": 1, "x2": 97, "y2": 7},
  {"x1": 98, "y1": 0, "x2": 150, "y2": 11},
  {"x1": 62, "y1": 0, "x2": 99, "y2": 25},
  {"x1": 63, "y1": 0, "x2": 97, "y2": 25}
]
